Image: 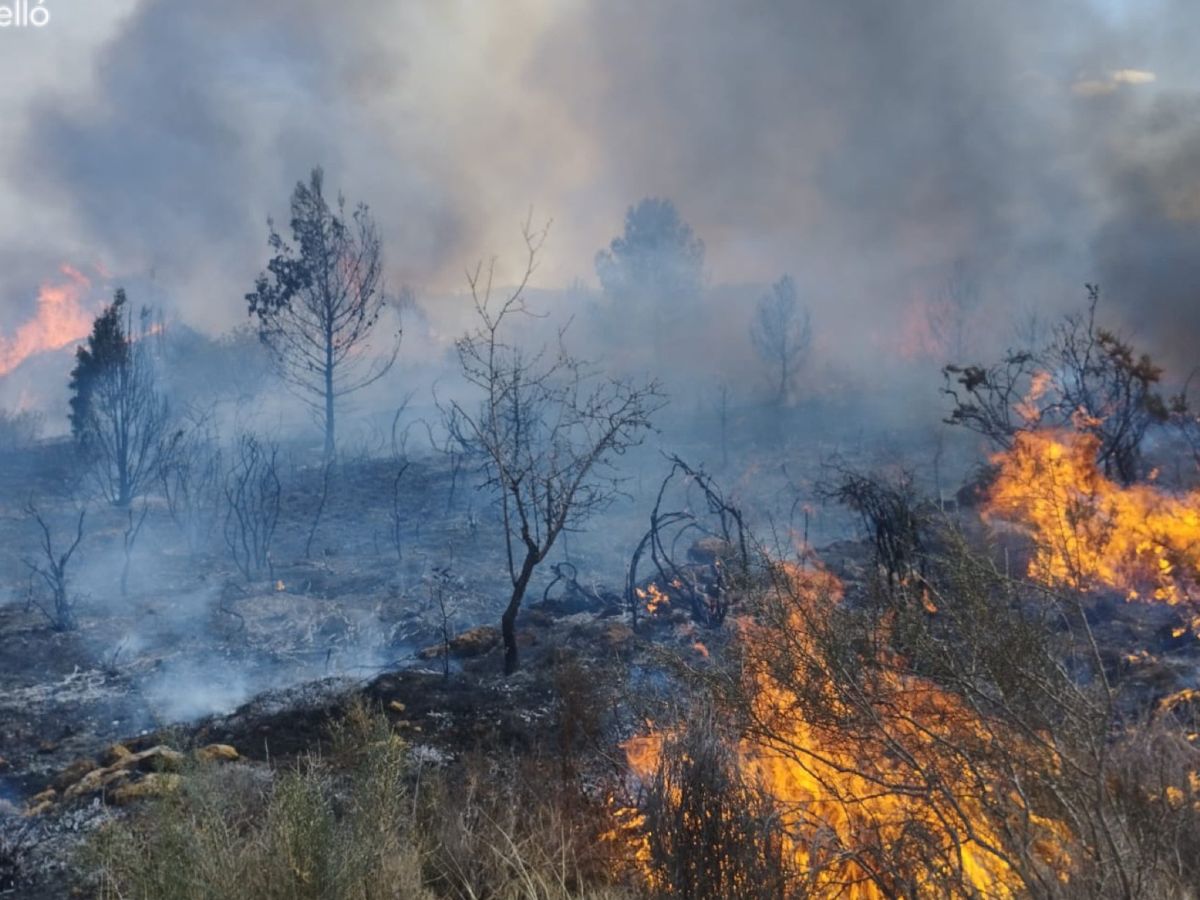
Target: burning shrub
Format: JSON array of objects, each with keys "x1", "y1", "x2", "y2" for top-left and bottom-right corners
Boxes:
[
  {"x1": 623, "y1": 525, "x2": 1200, "y2": 899},
  {"x1": 633, "y1": 705, "x2": 791, "y2": 900},
  {"x1": 626, "y1": 456, "x2": 753, "y2": 629},
  {"x1": 943, "y1": 287, "x2": 1175, "y2": 485}
]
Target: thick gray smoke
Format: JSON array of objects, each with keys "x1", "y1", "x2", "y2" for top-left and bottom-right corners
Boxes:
[{"x1": 0, "y1": 0, "x2": 1196, "y2": 366}]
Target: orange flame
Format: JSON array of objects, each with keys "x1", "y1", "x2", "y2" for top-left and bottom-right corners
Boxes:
[
  {"x1": 985, "y1": 429, "x2": 1200, "y2": 608},
  {"x1": 624, "y1": 564, "x2": 1039, "y2": 897},
  {"x1": 0, "y1": 265, "x2": 94, "y2": 377},
  {"x1": 635, "y1": 582, "x2": 671, "y2": 615}
]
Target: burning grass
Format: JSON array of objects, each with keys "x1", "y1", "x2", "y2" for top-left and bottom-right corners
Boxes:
[
  {"x1": 624, "y1": 564, "x2": 1028, "y2": 898},
  {"x1": 621, "y1": 537, "x2": 1200, "y2": 898},
  {"x1": 985, "y1": 429, "x2": 1200, "y2": 614}
]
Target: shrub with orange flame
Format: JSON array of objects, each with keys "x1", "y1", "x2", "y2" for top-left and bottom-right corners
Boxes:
[
  {"x1": 985, "y1": 429, "x2": 1200, "y2": 608},
  {"x1": 0, "y1": 265, "x2": 94, "y2": 377},
  {"x1": 623, "y1": 563, "x2": 1058, "y2": 897}
]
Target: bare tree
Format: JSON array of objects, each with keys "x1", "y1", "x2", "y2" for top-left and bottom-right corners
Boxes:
[
  {"x1": 247, "y1": 168, "x2": 401, "y2": 459},
  {"x1": 223, "y1": 433, "x2": 282, "y2": 582},
  {"x1": 448, "y1": 218, "x2": 664, "y2": 673},
  {"x1": 159, "y1": 407, "x2": 223, "y2": 553},
  {"x1": 70, "y1": 290, "x2": 170, "y2": 507},
  {"x1": 304, "y1": 457, "x2": 335, "y2": 559},
  {"x1": 925, "y1": 259, "x2": 981, "y2": 362},
  {"x1": 750, "y1": 275, "x2": 811, "y2": 407},
  {"x1": 22, "y1": 503, "x2": 86, "y2": 631},
  {"x1": 120, "y1": 502, "x2": 150, "y2": 596}
]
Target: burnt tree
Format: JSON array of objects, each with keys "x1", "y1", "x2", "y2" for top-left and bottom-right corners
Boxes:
[
  {"x1": 23, "y1": 503, "x2": 86, "y2": 631},
  {"x1": 449, "y1": 218, "x2": 662, "y2": 674}
]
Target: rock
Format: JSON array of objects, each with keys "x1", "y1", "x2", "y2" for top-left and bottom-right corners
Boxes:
[
  {"x1": 53, "y1": 758, "x2": 98, "y2": 792},
  {"x1": 109, "y1": 773, "x2": 182, "y2": 806},
  {"x1": 24, "y1": 800, "x2": 54, "y2": 818},
  {"x1": 599, "y1": 622, "x2": 634, "y2": 651},
  {"x1": 419, "y1": 626, "x2": 501, "y2": 660},
  {"x1": 688, "y1": 537, "x2": 736, "y2": 565},
  {"x1": 100, "y1": 743, "x2": 133, "y2": 766},
  {"x1": 29, "y1": 788, "x2": 56, "y2": 807},
  {"x1": 63, "y1": 767, "x2": 129, "y2": 801},
  {"x1": 195, "y1": 743, "x2": 239, "y2": 764},
  {"x1": 127, "y1": 746, "x2": 186, "y2": 774}
]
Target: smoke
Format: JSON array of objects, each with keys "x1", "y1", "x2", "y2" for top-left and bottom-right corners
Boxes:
[{"x1": 0, "y1": 0, "x2": 1197, "y2": 366}]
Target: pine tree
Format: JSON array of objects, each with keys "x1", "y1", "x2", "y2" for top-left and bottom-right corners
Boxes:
[
  {"x1": 69, "y1": 290, "x2": 130, "y2": 442},
  {"x1": 68, "y1": 289, "x2": 168, "y2": 506}
]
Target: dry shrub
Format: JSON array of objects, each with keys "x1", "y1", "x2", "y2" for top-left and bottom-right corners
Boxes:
[{"x1": 417, "y1": 750, "x2": 625, "y2": 900}]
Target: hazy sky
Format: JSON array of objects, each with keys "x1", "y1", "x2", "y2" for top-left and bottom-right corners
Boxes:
[{"x1": 0, "y1": 0, "x2": 1196, "y2": 363}]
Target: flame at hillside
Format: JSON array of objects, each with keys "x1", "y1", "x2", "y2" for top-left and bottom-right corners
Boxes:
[
  {"x1": 624, "y1": 563, "x2": 1059, "y2": 898},
  {"x1": 0, "y1": 265, "x2": 94, "y2": 377},
  {"x1": 985, "y1": 429, "x2": 1200, "y2": 610}
]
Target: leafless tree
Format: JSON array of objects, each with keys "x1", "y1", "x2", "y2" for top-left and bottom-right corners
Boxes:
[
  {"x1": 247, "y1": 168, "x2": 401, "y2": 459},
  {"x1": 120, "y1": 502, "x2": 150, "y2": 596},
  {"x1": 22, "y1": 503, "x2": 86, "y2": 631},
  {"x1": 223, "y1": 433, "x2": 282, "y2": 582},
  {"x1": 447, "y1": 218, "x2": 664, "y2": 673},
  {"x1": 0, "y1": 408, "x2": 43, "y2": 453},
  {"x1": 304, "y1": 457, "x2": 335, "y2": 559},
  {"x1": 714, "y1": 381, "x2": 733, "y2": 469},
  {"x1": 427, "y1": 566, "x2": 457, "y2": 680},
  {"x1": 159, "y1": 407, "x2": 223, "y2": 553},
  {"x1": 750, "y1": 275, "x2": 811, "y2": 407},
  {"x1": 925, "y1": 259, "x2": 982, "y2": 362}
]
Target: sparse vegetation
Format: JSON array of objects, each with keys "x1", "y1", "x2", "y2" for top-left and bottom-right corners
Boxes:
[
  {"x1": 82, "y1": 707, "x2": 629, "y2": 900},
  {"x1": 21, "y1": 502, "x2": 86, "y2": 632},
  {"x1": 222, "y1": 432, "x2": 282, "y2": 581}
]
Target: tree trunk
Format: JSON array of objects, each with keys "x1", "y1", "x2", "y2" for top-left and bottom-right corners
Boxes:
[
  {"x1": 502, "y1": 550, "x2": 539, "y2": 675},
  {"x1": 324, "y1": 367, "x2": 335, "y2": 460}
]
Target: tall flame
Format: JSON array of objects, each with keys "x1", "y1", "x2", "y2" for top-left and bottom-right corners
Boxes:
[
  {"x1": 0, "y1": 265, "x2": 94, "y2": 377},
  {"x1": 985, "y1": 429, "x2": 1200, "y2": 607},
  {"x1": 624, "y1": 564, "x2": 1045, "y2": 897}
]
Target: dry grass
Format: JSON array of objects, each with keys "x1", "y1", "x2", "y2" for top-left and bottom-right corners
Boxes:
[{"x1": 80, "y1": 704, "x2": 630, "y2": 900}]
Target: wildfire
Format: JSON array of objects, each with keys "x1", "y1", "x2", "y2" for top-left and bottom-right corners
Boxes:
[
  {"x1": 985, "y1": 429, "x2": 1200, "y2": 608},
  {"x1": 635, "y1": 582, "x2": 671, "y2": 615},
  {"x1": 623, "y1": 563, "x2": 1047, "y2": 897},
  {"x1": 0, "y1": 265, "x2": 94, "y2": 377}
]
